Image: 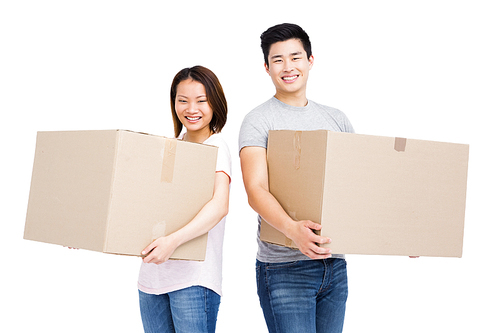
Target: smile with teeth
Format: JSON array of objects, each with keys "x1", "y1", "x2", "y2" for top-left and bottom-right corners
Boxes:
[
  {"x1": 282, "y1": 75, "x2": 299, "y2": 82},
  {"x1": 186, "y1": 116, "x2": 202, "y2": 121}
]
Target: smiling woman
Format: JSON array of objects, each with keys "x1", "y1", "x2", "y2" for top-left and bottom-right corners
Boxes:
[
  {"x1": 169, "y1": 66, "x2": 228, "y2": 143},
  {"x1": 175, "y1": 79, "x2": 213, "y2": 143},
  {"x1": 138, "y1": 65, "x2": 231, "y2": 333}
]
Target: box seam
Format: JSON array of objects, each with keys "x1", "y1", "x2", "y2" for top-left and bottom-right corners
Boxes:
[
  {"x1": 103, "y1": 130, "x2": 122, "y2": 253},
  {"x1": 318, "y1": 131, "x2": 329, "y2": 238}
]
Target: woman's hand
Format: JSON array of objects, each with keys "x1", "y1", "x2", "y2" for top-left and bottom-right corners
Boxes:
[
  {"x1": 142, "y1": 235, "x2": 180, "y2": 265},
  {"x1": 140, "y1": 171, "x2": 230, "y2": 265}
]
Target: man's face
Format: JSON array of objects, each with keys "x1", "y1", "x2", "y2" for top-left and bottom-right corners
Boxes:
[{"x1": 265, "y1": 38, "x2": 314, "y2": 99}]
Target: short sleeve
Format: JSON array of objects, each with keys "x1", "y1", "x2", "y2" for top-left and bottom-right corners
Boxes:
[
  {"x1": 204, "y1": 134, "x2": 231, "y2": 181},
  {"x1": 238, "y1": 107, "x2": 271, "y2": 152}
]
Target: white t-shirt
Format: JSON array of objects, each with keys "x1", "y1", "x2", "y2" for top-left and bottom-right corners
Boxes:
[{"x1": 138, "y1": 133, "x2": 231, "y2": 296}]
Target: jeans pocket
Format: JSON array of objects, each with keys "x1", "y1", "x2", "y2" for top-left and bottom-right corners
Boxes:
[{"x1": 265, "y1": 260, "x2": 300, "y2": 270}]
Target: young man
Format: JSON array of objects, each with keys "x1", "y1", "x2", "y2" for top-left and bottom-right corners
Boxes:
[{"x1": 239, "y1": 23, "x2": 354, "y2": 333}]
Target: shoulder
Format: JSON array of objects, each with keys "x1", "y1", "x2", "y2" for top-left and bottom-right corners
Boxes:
[
  {"x1": 242, "y1": 98, "x2": 276, "y2": 122},
  {"x1": 205, "y1": 133, "x2": 232, "y2": 174},
  {"x1": 309, "y1": 100, "x2": 347, "y2": 117},
  {"x1": 240, "y1": 98, "x2": 284, "y2": 131},
  {"x1": 239, "y1": 98, "x2": 277, "y2": 151},
  {"x1": 251, "y1": 97, "x2": 276, "y2": 113},
  {"x1": 204, "y1": 133, "x2": 227, "y2": 147},
  {"x1": 205, "y1": 134, "x2": 230, "y2": 156},
  {"x1": 203, "y1": 133, "x2": 231, "y2": 160},
  {"x1": 309, "y1": 100, "x2": 355, "y2": 133}
]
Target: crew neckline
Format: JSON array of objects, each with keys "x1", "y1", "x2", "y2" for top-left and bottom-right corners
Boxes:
[{"x1": 272, "y1": 96, "x2": 312, "y2": 112}]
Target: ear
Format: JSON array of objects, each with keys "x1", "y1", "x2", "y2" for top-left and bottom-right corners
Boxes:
[
  {"x1": 308, "y1": 55, "x2": 314, "y2": 70},
  {"x1": 264, "y1": 62, "x2": 270, "y2": 75}
]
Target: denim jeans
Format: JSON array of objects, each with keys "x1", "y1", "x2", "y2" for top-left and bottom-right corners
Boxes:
[
  {"x1": 139, "y1": 286, "x2": 220, "y2": 333},
  {"x1": 256, "y1": 258, "x2": 348, "y2": 333}
]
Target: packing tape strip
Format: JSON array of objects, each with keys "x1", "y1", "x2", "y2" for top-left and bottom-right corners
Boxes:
[
  {"x1": 161, "y1": 139, "x2": 177, "y2": 183},
  {"x1": 394, "y1": 137, "x2": 407, "y2": 152},
  {"x1": 294, "y1": 131, "x2": 302, "y2": 170}
]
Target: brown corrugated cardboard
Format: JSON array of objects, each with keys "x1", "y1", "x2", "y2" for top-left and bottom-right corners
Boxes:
[
  {"x1": 24, "y1": 130, "x2": 218, "y2": 260},
  {"x1": 261, "y1": 130, "x2": 469, "y2": 257}
]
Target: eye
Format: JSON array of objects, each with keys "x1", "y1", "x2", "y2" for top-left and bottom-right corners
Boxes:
[{"x1": 198, "y1": 100, "x2": 207, "y2": 103}]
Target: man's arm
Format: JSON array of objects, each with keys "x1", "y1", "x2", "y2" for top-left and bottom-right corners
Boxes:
[{"x1": 240, "y1": 146, "x2": 332, "y2": 259}]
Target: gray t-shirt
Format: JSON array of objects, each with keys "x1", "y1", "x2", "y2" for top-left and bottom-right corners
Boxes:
[{"x1": 239, "y1": 97, "x2": 355, "y2": 263}]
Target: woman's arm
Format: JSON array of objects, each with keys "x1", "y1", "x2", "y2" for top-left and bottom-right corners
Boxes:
[{"x1": 142, "y1": 171, "x2": 230, "y2": 264}]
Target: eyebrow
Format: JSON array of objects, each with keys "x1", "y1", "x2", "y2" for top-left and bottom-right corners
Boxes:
[
  {"x1": 177, "y1": 94, "x2": 207, "y2": 99},
  {"x1": 270, "y1": 51, "x2": 303, "y2": 59}
]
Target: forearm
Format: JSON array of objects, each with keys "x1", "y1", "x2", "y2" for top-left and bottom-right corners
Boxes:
[
  {"x1": 240, "y1": 146, "x2": 331, "y2": 259},
  {"x1": 142, "y1": 172, "x2": 230, "y2": 263},
  {"x1": 241, "y1": 146, "x2": 295, "y2": 237},
  {"x1": 247, "y1": 184, "x2": 295, "y2": 238},
  {"x1": 169, "y1": 191, "x2": 228, "y2": 247}
]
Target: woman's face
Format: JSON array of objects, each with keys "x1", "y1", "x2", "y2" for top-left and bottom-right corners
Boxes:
[{"x1": 175, "y1": 79, "x2": 213, "y2": 140}]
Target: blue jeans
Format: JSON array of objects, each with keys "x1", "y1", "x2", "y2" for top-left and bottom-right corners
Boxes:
[
  {"x1": 139, "y1": 286, "x2": 220, "y2": 333},
  {"x1": 256, "y1": 258, "x2": 348, "y2": 333}
]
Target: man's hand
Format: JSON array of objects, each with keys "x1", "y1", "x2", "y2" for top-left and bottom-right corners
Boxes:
[{"x1": 287, "y1": 220, "x2": 332, "y2": 259}]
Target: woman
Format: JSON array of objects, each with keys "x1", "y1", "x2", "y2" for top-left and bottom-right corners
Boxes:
[{"x1": 138, "y1": 66, "x2": 231, "y2": 333}]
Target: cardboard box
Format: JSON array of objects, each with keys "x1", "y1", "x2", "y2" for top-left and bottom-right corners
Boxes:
[
  {"x1": 24, "y1": 130, "x2": 218, "y2": 260},
  {"x1": 261, "y1": 130, "x2": 469, "y2": 257}
]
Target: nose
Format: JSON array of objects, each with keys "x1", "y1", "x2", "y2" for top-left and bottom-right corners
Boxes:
[
  {"x1": 186, "y1": 101, "x2": 198, "y2": 113},
  {"x1": 283, "y1": 59, "x2": 294, "y2": 72}
]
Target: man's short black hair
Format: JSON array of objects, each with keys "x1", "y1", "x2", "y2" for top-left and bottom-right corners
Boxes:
[{"x1": 260, "y1": 23, "x2": 312, "y2": 67}]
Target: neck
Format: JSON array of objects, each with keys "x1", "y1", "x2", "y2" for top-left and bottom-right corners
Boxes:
[
  {"x1": 183, "y1": 129, "x2": 212, "y2": 143},
  {"x1": 274, "y1": 91, "x2": 308, "y2": 107}
]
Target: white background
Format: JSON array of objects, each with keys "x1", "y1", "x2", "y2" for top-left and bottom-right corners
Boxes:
[{"x1": 1, "y1": 1, "x2": 499, "y2": 332}]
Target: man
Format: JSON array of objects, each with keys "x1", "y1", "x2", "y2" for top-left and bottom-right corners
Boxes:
[{"x1": 239, "y1": 23, "x2": 354, "y2": 333}]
